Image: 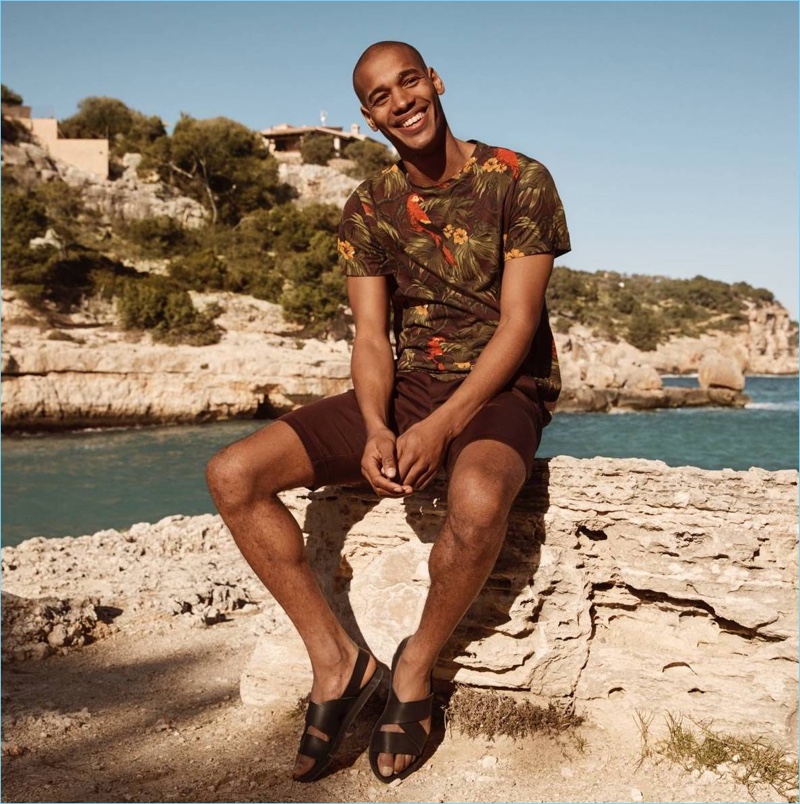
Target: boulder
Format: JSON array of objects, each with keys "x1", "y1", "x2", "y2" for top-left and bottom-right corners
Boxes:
[
  {"x1": 1, "y1": 592, "x2": 100, "y2": 662},
  {"x1": 621, "y1": 364, "x2": 663, "y2": 391},
  {"x1": 698, "y1": 351, "x2": 746, "y2": 391},
  {"x1": 239, "y1": 458, "x2": 798, "y2": 749},
  {"x1": 583, "y1": 362, "x2": 617, "y2": 389}
]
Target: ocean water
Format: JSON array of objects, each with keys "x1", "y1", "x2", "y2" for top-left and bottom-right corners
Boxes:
[{"x1": 2, "y1": 376, "x2": 797, "y2": 547}]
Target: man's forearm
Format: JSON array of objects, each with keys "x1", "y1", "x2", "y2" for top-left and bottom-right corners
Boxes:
[
  {"x1": 427, "y1": 314, "x2": 539, "y2": 438},
  {"x1": 351, "y1": 336, "x2": 396, "y2": 435}
]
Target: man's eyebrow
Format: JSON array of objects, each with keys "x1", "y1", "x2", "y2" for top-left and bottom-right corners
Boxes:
[{"x1": 366, "y1": 68, "x2": 424, "y2": 104}]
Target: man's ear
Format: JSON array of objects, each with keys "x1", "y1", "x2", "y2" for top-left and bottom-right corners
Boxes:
[
  {"x1": 360, "y1": 105, "x2": 378, "y2": 132},
  {"x1": 429, "y1": 67, "x2": 445, "y2": 95}
]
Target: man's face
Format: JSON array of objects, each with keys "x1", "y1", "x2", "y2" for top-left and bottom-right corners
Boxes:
[{"x1": 355, "y1": 45, "x2": 446, "y2": 157}]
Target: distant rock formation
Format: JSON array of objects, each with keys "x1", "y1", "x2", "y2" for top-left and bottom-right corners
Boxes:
[
  {"x1": 2, "y1": 142, "x2": 207, "y2": 228},
  {"x1": 1, "y1": 290, "x2": 352, "y2": 430},
  {"x1": 277, "y1": 157, "x2": 360, "y2": 209},
  {"x1": 2, "y1": 457, "x2": 795, "y2": 749}
]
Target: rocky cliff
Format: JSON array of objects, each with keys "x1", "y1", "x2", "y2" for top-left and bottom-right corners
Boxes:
[
  {"x1": 2, "y1": 142, "x2": 208, "y2": 228},
  {"x1": 2, "y1": 140, "x2": 796, "y2": 430},
  {"x1": 2, "y1": 457, "x2": 796, "y2": 750},
  {"x1": 6, "y1": 283, "x2": 798, "y2": 429},
  {"x1": 1, "y1": 290, "x2": 352, "y2": 430}
]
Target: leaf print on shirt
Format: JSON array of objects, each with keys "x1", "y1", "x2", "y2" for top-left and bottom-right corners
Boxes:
[{"x1": 406, "y1": 194, "x2": 456, "y2": 266}]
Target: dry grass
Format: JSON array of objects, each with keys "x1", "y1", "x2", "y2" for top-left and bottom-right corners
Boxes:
[
  {"x1": 442, "y1": 685, "x2": 582, "y2": 741},
  {"x1": 640, "y1": 712, "x2": 799, "y2": 802}
]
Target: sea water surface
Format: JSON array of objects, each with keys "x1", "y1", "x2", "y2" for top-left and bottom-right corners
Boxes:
[{"x1": 2, "y1": 376, "x2": 797, "y2": 547}]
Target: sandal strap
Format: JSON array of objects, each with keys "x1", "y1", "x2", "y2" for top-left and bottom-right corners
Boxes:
[
  {"x1": 342, "y1": 647, "x2": 370, "y2": 698},
  {"x1": 380, "y1": 692, "x2": 433, "y2": 726},
  {"x1": 298, "y1": 731, "x2": 331, "y2": 760},
  {"x1": 304, "y1": 697, "x2": 353, "y2": 734},
  {"x1": 371, "y1": 725, "x2": 428, "y2": 756}
]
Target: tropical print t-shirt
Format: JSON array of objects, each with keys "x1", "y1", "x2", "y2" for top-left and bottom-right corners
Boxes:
[{"x1": 337, "y1": 140, "x2": 571, "y2": 415}]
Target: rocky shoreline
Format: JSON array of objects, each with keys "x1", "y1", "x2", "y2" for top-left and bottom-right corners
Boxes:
[
  {"x1": 3, "y1": 287, "x2": 794, "y2": 433},
  {"x1": 2, "y1": 457, "x2": 797, "y2": 803}
]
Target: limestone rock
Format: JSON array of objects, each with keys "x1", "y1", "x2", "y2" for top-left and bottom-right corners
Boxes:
[
  {"x1": 3, "y1": 139, "x2": 207, "y2": 228},
  {"x1": 621, "y1": 364, "x2": 662, "y2": 391},
  {"x1": 277, "y1": 161, "x2": 359, "y2": 209},
  {"x1": 2, "y1": 293, "x2": 353, "y2": 429},
  {"x1": 1, "y1": 592, "x2": 100, "y2": 662},
  {"x1": 2, "y1": 458, "x2": 796, "y2": 746},
  {"x1": 698, "y1": 351, "x2": 746, "y2": 391},
  {"x1": 583, "y1": 362, "x2": 617, "y2": 389},
  {"x1": 237, "y1": 458, "x2": 798, "y2": 749}
]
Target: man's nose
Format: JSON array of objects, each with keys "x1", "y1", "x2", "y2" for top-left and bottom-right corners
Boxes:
[{"x1": 391, "y1": 89, "x2": 414, "y2": 114}]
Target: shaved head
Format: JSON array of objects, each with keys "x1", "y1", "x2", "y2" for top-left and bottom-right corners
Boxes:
[{"x1": 352, "y1": 41, "x2": 428, "y2": 103}]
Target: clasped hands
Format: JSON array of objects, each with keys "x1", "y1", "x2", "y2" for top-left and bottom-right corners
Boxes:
[{"x1": 361, "y1": 420, "x2": 449, "y2": 497}]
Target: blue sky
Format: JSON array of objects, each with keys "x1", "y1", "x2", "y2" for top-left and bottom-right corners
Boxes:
[{"x1": 2, "y1": 1, "x2": 798, "y2": 317}]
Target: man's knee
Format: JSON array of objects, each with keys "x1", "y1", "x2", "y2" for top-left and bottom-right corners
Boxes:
[
  {"x1": 206, "y1": 443, "x2": 262, "y2": 510},
  {"x1": 445, "y1": 444, "x2": 526, "y2": 546}
]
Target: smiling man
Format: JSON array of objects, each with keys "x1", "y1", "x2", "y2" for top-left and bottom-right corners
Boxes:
[{"x1": 206, "y1": 41, "x2": 570, "y2": 785}]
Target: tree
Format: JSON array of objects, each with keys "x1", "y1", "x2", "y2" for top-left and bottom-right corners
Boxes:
[
  {"x1": 59, "y1": 96, "x2": 167, "y2": 159},
  {"x1": 2, "y1": 84, "x2": 23, "y2": 105},
  {"x1": 301, "y1": 133, "x2": 335, "y2": 165},
  {"x1": 343, "y1": 139, "x2": 394, "y2": 178},
  {"x1": 627, "y1": 306, "x2": 661, "y2": 351},
  {"x1": 60, "y1": 97, "x2": 135, "y2": 139},
  {"x1": 159, "y1": 115, "x2": 282, "y2": 225}
]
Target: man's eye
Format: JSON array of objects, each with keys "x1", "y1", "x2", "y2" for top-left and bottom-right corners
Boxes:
[
  {"x1": 405, "y1": 77, "x2": 420, "y2": 86},
  {"x1": 373, "y1": 95, "x2": 388, "y2": 106}
]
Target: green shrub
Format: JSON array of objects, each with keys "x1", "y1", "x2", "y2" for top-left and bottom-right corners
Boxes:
[
  {"x1": 343, "y1": 139, "x2": 394, "y2": 179},
  {"x1": 124, "y1": 216, "x2": 189, "y2": 258},
  {"x1": 627, "y1": 306, "x2": 661, "y2": 351},
  {"x1": 117, "y1": 276, "x2": 221, "y2": 345},
  {"x1": 301, "y1": 133, "x2": 335, "y2": 165},
  {"x1": 168, "y1": 249, "x2": 227, "y2": 290}
]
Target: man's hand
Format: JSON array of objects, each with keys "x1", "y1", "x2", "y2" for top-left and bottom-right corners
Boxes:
[
  {"x1": 361, "y1": 428, "x2": 413, "y2": 497},
  {"x1": 395, "y1": 418, "x2": 451, "y2": 491}
]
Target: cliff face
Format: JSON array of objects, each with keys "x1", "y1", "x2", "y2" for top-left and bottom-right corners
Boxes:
[
  {"x1": 4, "y1": 286, "x2": 796, "y2": 430},
  {"x1": 3, "y1": 457, "x2": 796, "y2": 749},
  {"x1": 1, "y1": 291, "x2": 352, "y2": 430},
  {"x1": 2, "y1": 143, "x2": 208, "y2": 228}
]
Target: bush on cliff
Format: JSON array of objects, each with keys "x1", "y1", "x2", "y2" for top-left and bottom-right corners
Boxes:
[
  {"x1": 117, "y1": 276, "x2": 221, "y2": 346},
  {"x1": 548, "y1": 266, "x2": 781, "y2": 347},
  {"x1": 343, "y1": 139, "x2": 395, "y2": 179},
  {"x1": 300, "y1": 133, "x2": 335, "y2": 166}
]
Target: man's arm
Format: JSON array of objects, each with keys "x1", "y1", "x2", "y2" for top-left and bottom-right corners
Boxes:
[
  {"x1": 395, "y1": 253, "x2": 554, "y2": 489},
  {"x1": 347, "y1": 275, "x2": 413, "y2": 497}
]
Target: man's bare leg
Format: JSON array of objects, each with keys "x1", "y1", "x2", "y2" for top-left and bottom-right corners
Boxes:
[
  {"x1": 375, "y1": 439, "x2": 527, "y2": 777},
  {"x1": 206, "y1": 421, "x2": 377, "y2": 779}
]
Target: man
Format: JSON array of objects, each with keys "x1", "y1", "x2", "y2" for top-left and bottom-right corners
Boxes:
[{"x1": 206, "y1": 41, "x2": 570, "y2": 784}]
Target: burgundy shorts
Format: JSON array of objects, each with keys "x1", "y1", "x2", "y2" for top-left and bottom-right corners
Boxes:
[{"x1": 279, "y1": 371, "x2": 544, "y2": 490}]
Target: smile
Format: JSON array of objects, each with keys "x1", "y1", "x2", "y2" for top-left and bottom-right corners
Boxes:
[{"x1": 401, "y1": 111, "x2": 425, "y2": 128}]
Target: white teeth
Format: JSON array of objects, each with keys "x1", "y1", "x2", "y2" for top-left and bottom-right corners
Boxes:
[{"x1": 402, "y1": 112, "x2": 424, "y2": 128}]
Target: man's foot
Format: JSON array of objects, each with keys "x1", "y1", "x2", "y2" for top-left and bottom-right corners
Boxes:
[
  {"x1": 370, "y1": 635, "x2": 434, "y2": 782},
  {"x1": 293, "y1": 646, "x2": 381, "y2": 782}
]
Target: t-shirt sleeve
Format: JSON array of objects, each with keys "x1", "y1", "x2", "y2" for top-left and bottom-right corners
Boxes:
[
  {"x1": 503, "y1": 159, "x2": 571, "y2": 260},
  {"x1": 337, "y1": 188, "x2": 391, "y2": 277}
]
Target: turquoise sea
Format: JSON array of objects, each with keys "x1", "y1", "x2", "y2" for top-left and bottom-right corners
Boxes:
[{"x1": 2, "y1": 376, "x2": 797, "y2": 548}]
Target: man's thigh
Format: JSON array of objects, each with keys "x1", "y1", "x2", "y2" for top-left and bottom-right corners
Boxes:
[
  {"x1": 444, "y1": 385, "x2": 544, "y2": 482},
  {"x1": 279, "y1": 390, "x2": 367, "y2": 489}
]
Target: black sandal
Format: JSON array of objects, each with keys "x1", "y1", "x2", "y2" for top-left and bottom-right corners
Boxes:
[
  {"x1": 369, "y1": 636, "x2": 434, "y2": 783},
  {"x1": 294, "y1": 646, "x2": 386, "y2": 783}
]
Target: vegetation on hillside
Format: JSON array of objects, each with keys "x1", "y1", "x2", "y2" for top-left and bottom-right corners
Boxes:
[
  {"x1": 548, "y1": 266, "x2": 777, "y2": 350},
  {"x1": 1, "y1": 93, "x2": 789, "y2": 348}
]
